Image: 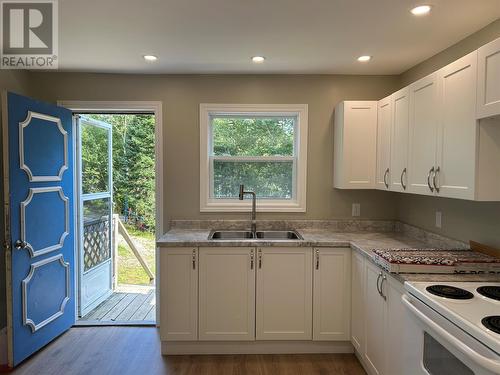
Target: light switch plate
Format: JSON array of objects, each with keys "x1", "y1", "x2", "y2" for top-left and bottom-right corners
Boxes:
[
  {"x1": 352, "y1": 203, "x2": 361, "y2": 217},
  {"x1": 435, "y1": 211, "x2": 442, "y2": 228}
]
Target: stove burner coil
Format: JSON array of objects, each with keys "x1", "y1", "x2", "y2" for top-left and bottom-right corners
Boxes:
[{"x1": 426, "y1": 285, "x2": 474, "y2": 300}]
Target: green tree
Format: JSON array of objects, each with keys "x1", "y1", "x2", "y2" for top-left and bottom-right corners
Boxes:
[{"x1": 83, "y1": 114, "x2": 156, "y2": 231}]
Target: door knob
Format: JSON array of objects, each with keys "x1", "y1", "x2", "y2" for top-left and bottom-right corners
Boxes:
[{"x1": 14, "y1": 240, "x2": 27, "y2": 250}]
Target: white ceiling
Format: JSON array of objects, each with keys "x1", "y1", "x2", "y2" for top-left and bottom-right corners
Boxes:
[{"x1": 59, "y1": 0, "x2": 500, "y2": 74}]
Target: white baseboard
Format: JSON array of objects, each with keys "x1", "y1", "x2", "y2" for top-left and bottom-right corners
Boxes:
[{"x1": 162, "y1": 340, "x2": 354, "y2": 355}]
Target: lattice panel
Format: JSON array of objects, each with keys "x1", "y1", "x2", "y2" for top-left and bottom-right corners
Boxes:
[{"x1": 83, "y1": 217, "x2": 110, "y2": 272}]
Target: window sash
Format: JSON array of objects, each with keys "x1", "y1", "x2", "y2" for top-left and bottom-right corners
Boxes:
[
  {"x1": 209, "y1": 114, "x2": 298, "y2": 158},
  {"x1": 199, "y1": 103, "x2": 307, "y2": 212},
  {"x1": 209, "y1": 156, "x2": 297, "y2": 200}
]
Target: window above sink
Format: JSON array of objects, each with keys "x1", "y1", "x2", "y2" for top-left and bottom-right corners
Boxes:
[{"x1": 200, "y1": 104, "x2": 308, "y2": 212}]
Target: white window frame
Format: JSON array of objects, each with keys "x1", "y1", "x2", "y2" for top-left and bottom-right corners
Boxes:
[{"x1": 200, "y1": 103, "x2": 308, "y2": 212}]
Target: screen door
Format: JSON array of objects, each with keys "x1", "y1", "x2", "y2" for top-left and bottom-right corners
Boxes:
[{"x1": 77, "y1": 116, "x2": 113, "y2": 317}]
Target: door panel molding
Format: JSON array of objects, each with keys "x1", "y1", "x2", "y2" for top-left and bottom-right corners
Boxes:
[
  {"x1": 20, "y1": 187, "x2": 70, "y2": 257},
  {"x1": 19, "y1": 111, "x2": 68, "y2": 182},
  {"x1": 22, "y1": 254, "x2": 70, "y2": 333}
]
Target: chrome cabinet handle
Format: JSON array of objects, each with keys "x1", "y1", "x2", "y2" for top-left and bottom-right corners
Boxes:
[
  {"x1": 192, "y1": 249, "x2": 196, "y2": 270},
  {"x1": 250, "y1": 249, "x2": 254, "y2": 270},
  {"x1": 400, "y1": 168, "x2": 407, "y2": 190},
  {"x1": 433, "y1": 166, "x2": 440, "y2": 193},
  {"x1": 376, "y1": 272, "x2": 382, "y2": 296},
  {"x1": 383, "y1": 168, "x2": 389, "y2": 189},
  {"x1": 380, "y1": 275, "x2": 387, "y2": 300},
  {"x1": 427, "y1": 167, "x2": 435, "y2": 192},
  {"x1": 14, "y1": 240, "x2": 27, "y2": 250},
  {"x1": 258, "y1": 249, "x2": 262, "y2": 269},
  {"x1": 315, "y1": 249, "x2": 320, "y2": 270}
]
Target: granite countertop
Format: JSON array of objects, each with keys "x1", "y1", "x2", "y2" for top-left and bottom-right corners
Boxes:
[{"x1": 157, "y1": 228, "x2": 500, "y2": 284}]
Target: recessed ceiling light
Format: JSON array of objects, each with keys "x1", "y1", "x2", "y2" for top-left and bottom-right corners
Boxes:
[
  {"x1": 143, "y1": 55, "x2": 158, "y2": 61},
  {"x1": 410, "y1": 5, "x2": 432, "y2": 15},
  {"x1": 251, "y1": 56, "x2": 265, "y2": 63},
  {"x1": 357, "y1": 55, "x2": 371, "y2": 62}
]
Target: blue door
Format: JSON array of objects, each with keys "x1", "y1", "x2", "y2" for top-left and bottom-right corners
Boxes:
[{"x1": 3, "y1": 92, "x2": 75, "y2": 366}]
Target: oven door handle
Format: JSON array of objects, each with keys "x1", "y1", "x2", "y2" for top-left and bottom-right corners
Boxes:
[{"x1": 402, "y1": 295, "x2": 500, "y2": 374}]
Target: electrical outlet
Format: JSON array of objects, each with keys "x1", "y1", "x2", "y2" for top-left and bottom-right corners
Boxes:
[
  {"x1": 352, "y1": 203, "x2": 361, "y2": 217},
  {"x1": 435, "y1": 211, "x2": 442, "y2": 229}
]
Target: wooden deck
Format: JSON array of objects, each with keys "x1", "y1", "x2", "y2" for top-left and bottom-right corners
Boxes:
[{"x1": 79, "y1": 284, "x2": 155, "y2": 324}]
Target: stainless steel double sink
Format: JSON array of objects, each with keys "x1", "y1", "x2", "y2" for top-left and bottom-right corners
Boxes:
[{"x1": 209, "y1": 230, "x2": 303, "y2": 240}]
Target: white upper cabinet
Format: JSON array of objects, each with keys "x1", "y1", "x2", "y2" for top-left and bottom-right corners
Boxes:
[
  {"x1": 389, "y1": 87, "x2": 410, "y2": 192},
  {"x1": 198, "y1": 247, "x2": 256, "y2": 341},
  {"x1": 376, "y1": 96, "x2": 392, "y2": 190},
  {"x1": 436, "y1": 51, "x2": 478, "y2": 200},
  {"x1": 313, "y1": 248, "x2": 351, "y2": 341},
  {"x1": 334, "y1": 101, "x2": 378, "y2": 189},
  {"x1": 408, "y1": 73, "x2": 440, "y2": 196},
  {"x1": 477, "y1": 37, "x2": 500, "y2": 119}
]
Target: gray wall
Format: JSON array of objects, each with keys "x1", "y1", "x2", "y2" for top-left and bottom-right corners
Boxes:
[
  {"x1": 0, "y1": 70, "x2": 33, "y2": 330},
  {"x1": 28, "y1": 73, "x2": 401, "y2": 229},
  {"x1": 396, "y1": 19, "x2": 500, "y2": 247}
]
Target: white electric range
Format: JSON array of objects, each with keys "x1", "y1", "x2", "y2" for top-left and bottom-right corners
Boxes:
[{"x1": 403, "y1": 281, "x2": 500, "y2": 375}]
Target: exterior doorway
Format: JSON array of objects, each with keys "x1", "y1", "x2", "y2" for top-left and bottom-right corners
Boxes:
[{"x1": 72, "y1": 110, "x2": 159, "y2": 325}]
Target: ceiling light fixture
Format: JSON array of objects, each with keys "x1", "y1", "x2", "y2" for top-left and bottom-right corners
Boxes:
[
  {"x1": 251, "y1": 56, "x2": 265, "y2": 63},
  {"x1": 143, "y1": 55, "x2": 158, "y2": 61},
  {"x1": 410, "y1": 5, "x2": 432, "y2": 16},
  {"x1": 357, "y1": 55, "x2": 371, "y2": 62}
]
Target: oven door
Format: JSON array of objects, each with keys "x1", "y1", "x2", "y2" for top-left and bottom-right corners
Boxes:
[{"x1": 402, "y1": 294, "x2": 500, "y2": 375}]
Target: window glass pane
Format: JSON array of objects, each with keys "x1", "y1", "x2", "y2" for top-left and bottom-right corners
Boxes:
[
  {"x1": 83, "y1": 198, "x2": 111, "y2": 272},
  {"x1": 81, "y1": 123, "x2": 109, "y2": 194},
  {"x1": 212, "y1": 116, "x2": 295, "y2": 156},
  {"x1": 213, "y1": 161, "x2": 293, "y2": 199}
]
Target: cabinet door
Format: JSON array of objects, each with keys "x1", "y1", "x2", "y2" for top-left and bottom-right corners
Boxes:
[
  {"x1": 198, "y1": 247, "x2": 256, "y2": 341},
  {"x1": 477, "y1": 37, "x2": 500, "y2": 119},
  {"x1": 390, "y1": 87, "x2": 410, "y2": 192},
  {"x1": 350, "y1": 251, "x2": 365, "y2": 352},
  {"x1": 436, "y1": 51, "x2": 478, "y2": 200},
  {"x1": 364, "y1": 261, "x2": 386, "y2": 375},
  {"x1": 376, "y1": 96, "x2": 392, "y2": 190},
  {"x1": 256, "y1": 247, "x2": 312, "y2": 340},
  {"x1": 408, "y1": 73, "x2": 439, "y2": 196},
  {"x1": 160, "y1": 248, "x2": 198, "y2": 341},
  {"x1": 384, "y1": 275, "x2": 410, "y2": 375},
  {"x1": 334, "y1": 101, "x2": 378, "y2": 189},
  {"x1": 313, "y1": 248, "x2": 351, "y2": 341}
]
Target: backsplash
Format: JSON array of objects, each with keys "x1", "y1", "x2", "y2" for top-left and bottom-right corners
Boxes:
[
  {"x1": 395, "y1": 222, "x2": 469, "y2": 250},
  {"x1": 169, "y1": 219, "x2": 396, "y2": 232}
]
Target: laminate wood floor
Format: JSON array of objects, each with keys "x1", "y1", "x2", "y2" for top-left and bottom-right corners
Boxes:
[{"x1": 12, "y1": 327, "x2": 366, "y2": 375}]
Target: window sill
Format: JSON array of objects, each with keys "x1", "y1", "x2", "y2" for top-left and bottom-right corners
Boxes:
[{"x1": 200, "y1": 200, "x2": 306, "y2": 213}]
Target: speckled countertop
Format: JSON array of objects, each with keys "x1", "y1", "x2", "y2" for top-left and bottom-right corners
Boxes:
[{"x1": 157, "y1": 227, "x2": 500, "y2": 284}]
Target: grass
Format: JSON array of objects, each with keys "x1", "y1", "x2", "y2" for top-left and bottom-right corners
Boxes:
[{"x1": 117, "y1": 224, "x2": 156, "y2": 285}]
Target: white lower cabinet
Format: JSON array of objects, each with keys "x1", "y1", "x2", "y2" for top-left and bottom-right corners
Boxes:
[
  {"x1": 256, "y1": 247, "x2": 313, "y2": 340},
  {"x1": 198, "y1": 247, "x2": 256, "y2": 341},
  {"x1": 364, "y1": 261, "x2": 386, "y2": 375},
  {"x1": 161, "y1": 246, "x2": 353, "y2": 348},
  {"x1": 352, "y1": 257, "x2": 411, "y2": 375},
  {"x1": 383, "y1": 275, "x2": 409, "y2": 375},
  {"x1": 313, "y1": 247, "x2": 351, "y2": 341},
  {"x1": 160, "y1": 248, "x2": 198, "y2": 341},
  {"x1": 350, "y1": 250, "x2": 365, "y2": 352}
]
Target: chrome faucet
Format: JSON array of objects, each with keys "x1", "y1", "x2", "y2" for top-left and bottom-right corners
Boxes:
[{"x1": 239, "y1": 184, "x2": 256, "y2": 236}]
